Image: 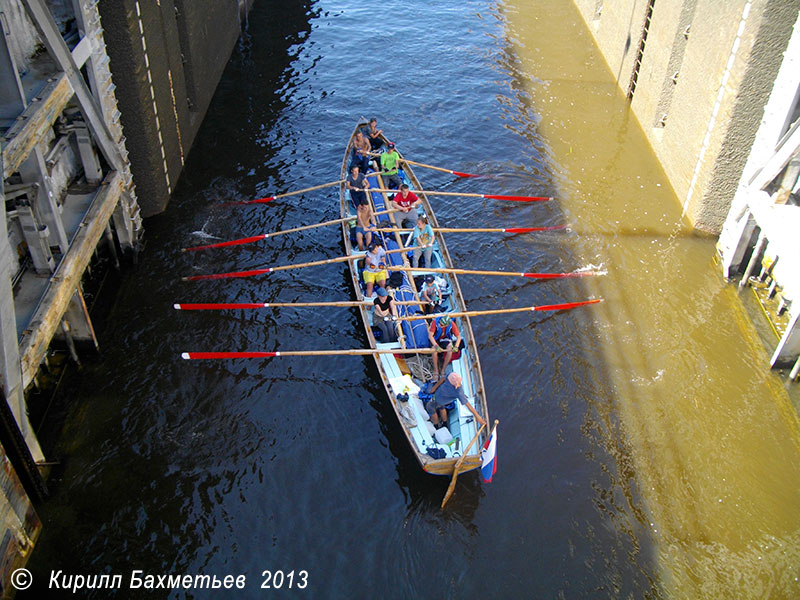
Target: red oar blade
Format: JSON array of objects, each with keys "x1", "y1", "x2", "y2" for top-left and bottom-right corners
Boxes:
[
  {"x1": 174, "y1": 303, "x2": 268, "y2": 310},
  {"x1": 182, "y1": 352, "x2": 277, "y2": 359},
  {"x1": 225, "y1": 196, "x2": 275, "y2": 206},
  {"x1": 533, "y1": 299, "x2": 603, "y2": 311},
  {"x1": 182, "y1": 234, "x2": 268, "y2": 252},
  {"x1": 484, "y1": 194, "x2": 552, "y2": 202},
  {"x1": 452, "y1": 170, "x2": 482, "y2": 178},
  {"x1": 182, "y1": 268, "x2": 273, "y2": 281},
  {"x1": 504, "y1": 225, "x2": 567, "y2": 233}
]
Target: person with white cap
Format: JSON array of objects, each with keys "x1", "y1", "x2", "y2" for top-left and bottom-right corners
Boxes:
[{"x1": 425, "y1": 372, "x2": 486, "y2": 429}]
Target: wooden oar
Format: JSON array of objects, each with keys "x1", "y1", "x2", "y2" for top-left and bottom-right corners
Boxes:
[
  {"x1": 441, "y1": 421, "x2": 489, "y2": 509},
  {"x1": 182, "y1": 208, "x2": 399, "y2": 252},
  {"x1": 393, "y1": 299, "x2": 603, "y2": 321},
  {"x1": 364, "y1": 153, "x2": 481, "y2": 178},
  {"x1": 374, "y1": 225, "x2": 568, "y2": 234},
  {"x1": 368, "y1": 188, "x2": 551, "y2": 202},
  {"x1": 182, "y1": 348, "x2": 440, "y2": 360},
  {"x1": 232, "y1": 180, "x2": 344, "y2": 205},
  {"x1": 174, "y1": 300, "x2": 425, "y2": 310},
  {"x1": 183, "y1": 246, "x2": 424, "y2": 281},
  {"x1": 386, "y1": 266, "x2": 600, "y2": 280},
  {"x1": 399, "y1": 158, "x2": 481, "y2": 178}
]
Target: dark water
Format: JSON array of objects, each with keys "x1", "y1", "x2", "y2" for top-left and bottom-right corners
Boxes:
[{"x1": 25, "y1": 1, "x2": 661, "y2": 597}]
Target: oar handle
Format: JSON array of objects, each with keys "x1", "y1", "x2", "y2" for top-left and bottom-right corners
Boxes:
[
  {"x1": 174, "y1": 300, "x2": 426, "y2": 310},
  {"x1": 367, "y1": 189, "x2": 551, "y2": 202},
  {"x1": 182, "y1": 347, "x2": 441, "y2": 359},
  {"x1": 388, "y1": 299, "x2": 602, "y2": 321},
  {"x1": 385, "y1": 266, "x2": 600, "y2": 279},
  {"x1": 183, "y1": 245, "x2": 428, "y2": 281},
  {"x1": 233, "y1": 180, "x2": 345, "y2": 204},
  {"x1": 372, "y1": 225, "x2": 568, "y2": 234},
  {"x1": 400, "y1": 158, "x2": 481, "y2": 179}
]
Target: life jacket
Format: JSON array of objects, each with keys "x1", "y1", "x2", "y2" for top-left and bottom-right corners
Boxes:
[{"x1": 432, "y1": 318, "x2": 453, "y2": 341}]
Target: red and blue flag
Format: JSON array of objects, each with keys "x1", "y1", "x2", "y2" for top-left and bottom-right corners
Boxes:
[{"x1": 480, "y1": 427, "x2": 498, "y2": 483}]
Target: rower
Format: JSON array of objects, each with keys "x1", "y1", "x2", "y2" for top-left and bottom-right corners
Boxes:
[
  {"x1": 419, "y1": 274, "x2": 442, "y2": 314},
  {"x1": 379, "y1": 142, "x2": 401, "y2": 189},
  {"x1": 347, "y1": 165, "x2": 374, "y2": 250},
  {"x1": 363, "y1": 241, "x2": 388, "y2": 299},
  {"x1": 354, "y1": 200, "x2": 376, "y2": 251},
  {"x1": 390, "y1": 184, "x2": 421, "y2": 229},
  {"x1": 427, "y1": 314, "x2": 461, "y2": 381},
  {"x1": 365, "y1": 117, "x2": 385, "y2": 154},
  {"x1": 346, "y1": 164, "x2": 370, "y2": 209},
  {"x1": 410, "y1": 215, "x2": 434, "y2": 268},
  {"x1": 350, "y1": 130, "x2": 371, "y2": 172},
  {"x1": 373, "y1": 288, "x2": 399, "y2": 343}
]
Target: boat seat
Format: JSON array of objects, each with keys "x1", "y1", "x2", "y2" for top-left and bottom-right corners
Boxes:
[{"x1": 376, "y1": 341, "x2": 402, "y2": 350}]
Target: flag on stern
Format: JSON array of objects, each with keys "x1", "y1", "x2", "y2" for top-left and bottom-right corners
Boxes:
[{"x1": 480, "y1": 427, "x2": 498, "y2": 483}]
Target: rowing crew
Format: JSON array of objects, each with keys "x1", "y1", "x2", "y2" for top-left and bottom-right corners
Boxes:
[
  {"x1": 361, "y1": 240, "x2": 438, "y2": 302},
  {"x1": 348, "y1": 166, "x2": 426, "y2": 244},
  {"x1": 347, "y1": 120, "x2": 473, "y2": 407},
  {"x1": 349, "y1": 117, "x2": 401, "y2": 188},
  {"x1": 363, "y1": 239, "x2": 459, "y2": 378}
]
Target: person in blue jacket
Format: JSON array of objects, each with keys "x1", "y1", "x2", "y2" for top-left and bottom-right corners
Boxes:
[{"x1": 426, "y1": 372, "x2": 486, "y2": 429}]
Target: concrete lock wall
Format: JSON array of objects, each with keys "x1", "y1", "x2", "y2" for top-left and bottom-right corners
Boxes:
[
  {"x1": 572, "y1": 0, "x2": 800, "y2": 233},
  {"x1": 99, "y1": 0, "x2": 252, "y2": 216}
]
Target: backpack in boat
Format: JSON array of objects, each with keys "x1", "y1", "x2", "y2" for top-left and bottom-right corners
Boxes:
[
  {"x1": 426, "y1": 446, "x2": 446, "y2": 459},
  {"x1": 388, "y1": 271, "x2": 404, "y2": 289}
]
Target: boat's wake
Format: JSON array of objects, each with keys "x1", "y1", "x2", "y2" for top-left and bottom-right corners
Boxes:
[
  {"x1": 575, "y1": 263, "x2": 607, "y2": 276},
  {"x1": 190, "y1": 224, "x2": 223, "y2": 241}
]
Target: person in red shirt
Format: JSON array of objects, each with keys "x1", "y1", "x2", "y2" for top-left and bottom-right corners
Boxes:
[{"x1": 390, "y1": 184, "x2": 421, "y2": 228}]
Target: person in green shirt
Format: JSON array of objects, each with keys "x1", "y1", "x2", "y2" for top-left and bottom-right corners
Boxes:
[{"x1": 379, "y1": 142, "x2": 401, "y2": 189}]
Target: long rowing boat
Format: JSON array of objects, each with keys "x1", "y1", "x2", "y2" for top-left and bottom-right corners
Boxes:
[{"x1": 340, "y1": 119, "x2": 490, "y2": 475}]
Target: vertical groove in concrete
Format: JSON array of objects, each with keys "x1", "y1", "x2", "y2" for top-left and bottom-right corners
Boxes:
[
  {"x1": 652, "y1": 0, "x2": 698, "y2": 128},
  {"x1": 572, "y1": 0, "x2": 800, "y2": 233},
  {"x1": 696, "y1": 0, "x2": 800, "y2": 232},
  {"x1": 682, "y1": 2, "x2": 752, "y2": 224}
]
